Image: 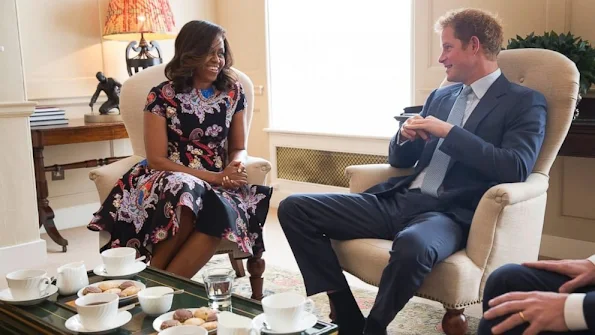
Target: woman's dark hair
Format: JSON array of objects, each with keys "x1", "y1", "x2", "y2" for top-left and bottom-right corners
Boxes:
[{"x1": 165, "y1": 20, "x2": 236, "y2": 92}]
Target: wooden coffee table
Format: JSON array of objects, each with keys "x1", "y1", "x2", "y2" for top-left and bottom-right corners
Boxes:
[{"x1": 0, "y1": 266, "x2": 337, "y2": 334}]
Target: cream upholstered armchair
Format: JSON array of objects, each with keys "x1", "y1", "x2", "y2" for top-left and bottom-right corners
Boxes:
[
  {"x1": 89, "y1": 64, "x2": 271, "y2": 300},
  {"x1": 331, "y1": 49, "x2": 580, "y2": 335}
]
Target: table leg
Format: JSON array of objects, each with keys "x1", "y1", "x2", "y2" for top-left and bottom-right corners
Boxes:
[{"x1": 33, "y1": 146, "x2": 68, "y2": 252}]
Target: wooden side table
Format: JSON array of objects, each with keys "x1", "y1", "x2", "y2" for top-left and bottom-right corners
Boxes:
[{"x1": 30, "y1": 118, "x2": 129, "y2": 252}]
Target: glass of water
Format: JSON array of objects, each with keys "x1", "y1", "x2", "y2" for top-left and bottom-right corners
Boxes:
[{"x1": 202, "y1": 268, "x2": 235, "y2": 312}]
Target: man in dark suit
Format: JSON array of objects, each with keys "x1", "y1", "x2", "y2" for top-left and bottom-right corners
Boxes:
[
  {"x1": 479, "y1": 256, "x2": 595, "y2": 334},
  {"x1": 278, "y1": 8, "x2": 547, "y2": 334}
]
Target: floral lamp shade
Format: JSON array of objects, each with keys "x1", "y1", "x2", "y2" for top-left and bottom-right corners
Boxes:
[{"x1": 102, "y1": 0, "x2": 177, "y2": 76}]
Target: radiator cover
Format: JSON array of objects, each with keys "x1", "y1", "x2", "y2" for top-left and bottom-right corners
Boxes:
[{"x1": 276, "y1": 147, "x2": 388, "y2": 187}]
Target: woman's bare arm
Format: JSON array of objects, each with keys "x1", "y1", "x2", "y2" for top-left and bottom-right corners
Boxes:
[{"x1": 227, "y1": 110, "x2": 247, "y2": 165}]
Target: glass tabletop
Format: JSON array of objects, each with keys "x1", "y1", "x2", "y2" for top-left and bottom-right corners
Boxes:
[{"x1": 0, "y1": 266, "x2": 337, "y2": 335}]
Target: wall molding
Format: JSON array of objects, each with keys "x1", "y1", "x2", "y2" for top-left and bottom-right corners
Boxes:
[
  {"x1": 0, "y1": 101, "x2": 36, "y2": 118},
  {"x1": 0, "y1": 239, "x2": 47, "y2": 276},
  {"x1": 30, "y1": 95, "x2": 107, "y2": 107},
  {"x1": 540, "y1": 234, "x2": 595, "y2": 260}
]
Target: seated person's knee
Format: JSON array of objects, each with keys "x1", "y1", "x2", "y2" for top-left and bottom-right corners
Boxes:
[
  {"x1": 278, "y1": 194, "x2": 304, "y2": 221},
  {"x1": 484, "y1": 263, "x2": 525, "y2": 296},
  {"x1": 391, "y1": 233, "x2": 435, "y2": 266}
]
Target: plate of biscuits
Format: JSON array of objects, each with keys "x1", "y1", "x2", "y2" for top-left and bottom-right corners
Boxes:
[
  {"x1": 77, "y1": 280, "x2": 145, "y2": 303},
  {"x1": 153, "y1": 307, "x2": 218, "y2": 333}
]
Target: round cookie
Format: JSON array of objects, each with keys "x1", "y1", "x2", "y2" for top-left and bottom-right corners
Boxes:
[
  {"x1": 120, "y1": 285, "x2": 141, "y2": 297},
  {"x1": 82, "y1": 286, "x2": 102, "y2": 295},
  {"x1": 103, "y1": 288, "x2": 122, "y2": 295},
  {"x1": 160, "y1": 319, "x2": 181, "y2": 330},
  {"x1": 98, "y1": 282, "x2": 120, "y2": 291},
  {"x1": 184, "y1": 317, "x2": 205, "y2": 326},
  {"x1": 202, "y1": 321, "x2": 217, "y2": 331},
  {"x1": 193, "y1": 307, "x2": 211, "y2": 320},
  {"x1": 173, "y1": 309, "x2": 193, "y2": 323},
  {"x1": 204, "y1": 309, "x2": 217, "y2": 322},
  {"x1": 118, "y1": 281, "x2": 136, "y2": 290}
]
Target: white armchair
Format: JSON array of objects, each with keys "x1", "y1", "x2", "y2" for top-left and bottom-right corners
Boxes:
[
  {"x1": 88, "y1": 64, "x2": 271, "y2": 299},
  {"x1": 331, "y1": 49, "x2": 580, "y2": 334}
]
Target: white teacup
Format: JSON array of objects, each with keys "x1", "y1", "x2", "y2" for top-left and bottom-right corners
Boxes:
[
  {"x1": 101, "y1": 247, "x2": 136, "y2": 274},
  {"x1": 261, "y1": 292, "x2": 315, "y2": 332},
  {"x1": 74, "y1": 293, "x2": 119, "y2": 331},
  {"x1": 6, "y1": 269, "x2": 52, "y2": 300},
  {"x1": 218, "y1": 311, "x2": 257, "y2": 335},
  {"x1": 137, "y1": 286, "x2": 174, "y2": 316}
]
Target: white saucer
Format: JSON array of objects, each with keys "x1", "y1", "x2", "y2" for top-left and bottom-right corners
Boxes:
[
  {"x1": 0, "y1": 285, "x2": 58, "y2": 306},
  {"x1": 93, "y1": 261, "x2": 146, "y2": 279},
  {"x1": 252, "y1": 312, "x2": 318, "y2": 334},
  {"x1": 65, "y1": 310, "x2": 132, "y2": 334}
]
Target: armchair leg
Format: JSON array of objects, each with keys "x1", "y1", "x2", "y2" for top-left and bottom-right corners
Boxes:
[
  {"x1": 247, "y1": 251, "x2": 265, "y2": 300},
  {"x1": 228, "y1": 253, "x2": 246, "y2": 278},
  {"x1": 442, "y1": 308, "x2": 467, "y2": 335}
]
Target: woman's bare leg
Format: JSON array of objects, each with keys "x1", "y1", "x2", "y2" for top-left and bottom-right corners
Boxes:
[
  {"x1": 151, "y1": 207, "x2": 195, "y2": 269},
  {"x1": 165, "y1": 232, "x2": 221, "y2": 278}
]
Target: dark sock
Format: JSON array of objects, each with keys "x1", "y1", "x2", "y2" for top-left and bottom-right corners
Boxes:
[
  {"x1": 363, "y1": 316, "x2": 387, "y2": 335},
  {"x1": 328, "y1": 289, "x2": 365, "y2": 334}
]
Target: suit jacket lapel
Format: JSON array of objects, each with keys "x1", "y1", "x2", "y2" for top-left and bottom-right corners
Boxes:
[
  {"x1": 444, "y1": 75, "x2": 510, "y2": 172},
  {"x1": 462, "y1": 74, "x2": 509, "y2": 134}
]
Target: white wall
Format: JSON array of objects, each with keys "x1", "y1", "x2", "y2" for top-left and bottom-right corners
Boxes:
[
  {"x1": 216, "y1": 0, "x2": 270, "y2": 164},
  {"x1": 0, "y1": 0, "x2": 26, "y2": 102},
  {"x1": 0, "y1": 0, "x2": 46, "y2": 275}
]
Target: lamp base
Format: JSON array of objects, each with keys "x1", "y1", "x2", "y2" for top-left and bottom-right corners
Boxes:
[
  {"x1": 126, "y1": 33, "x2": 163, "y2": 76},
  {"x1": 84, "y1": 113, "x2": 123, "y2": 123}
]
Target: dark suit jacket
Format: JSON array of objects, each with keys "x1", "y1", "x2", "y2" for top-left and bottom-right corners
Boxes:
[
  {"x1": 585, "y1": 292, "x2": 595, "y2": 331},
  {"x1": 365, "y1": 74, "x2": 547, "y2": 229}
]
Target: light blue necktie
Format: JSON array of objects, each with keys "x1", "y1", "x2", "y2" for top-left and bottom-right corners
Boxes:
[{"x1": 420, "y1": 86, "x2": 473, "y2": 197}]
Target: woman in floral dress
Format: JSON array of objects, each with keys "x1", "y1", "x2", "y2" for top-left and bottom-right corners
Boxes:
[{"x1": 88, "y1": 20, "x2": 272, "y2": 278}]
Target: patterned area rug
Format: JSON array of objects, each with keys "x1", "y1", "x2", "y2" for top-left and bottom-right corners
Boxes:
[{"x1": 192, "y1": 255, "x2": 479, "y2": 334}]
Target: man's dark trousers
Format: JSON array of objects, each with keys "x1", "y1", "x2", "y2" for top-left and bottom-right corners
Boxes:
[{"x1": 278, "y1": 188, "x2": 466, "y2": 329}]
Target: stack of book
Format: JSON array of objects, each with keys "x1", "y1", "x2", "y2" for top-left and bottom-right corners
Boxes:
[{"x1": 30, "y1": 106, "x2": 68, "y2": 127}]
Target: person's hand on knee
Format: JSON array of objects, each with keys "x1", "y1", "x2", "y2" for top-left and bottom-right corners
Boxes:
[
  {"x1": 483, "y1": 291, "x2": 569, "y2": 334},
  {"x1": 523, "y1": 258, "x2": 595, "y2": 293}
]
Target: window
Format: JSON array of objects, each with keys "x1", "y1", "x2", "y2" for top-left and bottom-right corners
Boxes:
[{"x1": 266, "y1": 0, "x2": 413, "y2": 137}]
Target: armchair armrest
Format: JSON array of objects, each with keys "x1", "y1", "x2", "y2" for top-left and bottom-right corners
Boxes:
[
  {"x1": 345, "y1": 164, "x2": 414, "y2": 193},
  {"x1": 466, "y1": 173, "x2": 549, "y2": 276},
  {"x1": 246, "y1": 155, "x2": 272, "y2": 186},
  {"x1": 89, "y1": 155, "x2": 144, "y2": 202}
]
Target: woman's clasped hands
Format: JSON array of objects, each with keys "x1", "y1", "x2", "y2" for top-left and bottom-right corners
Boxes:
[{"x1": 219, "y1": 160, "x2": 248, "y2": 189}]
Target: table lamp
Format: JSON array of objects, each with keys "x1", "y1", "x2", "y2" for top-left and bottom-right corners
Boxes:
[{"x1": 102, "y1": 0, "x2": 176, "y2": 76}]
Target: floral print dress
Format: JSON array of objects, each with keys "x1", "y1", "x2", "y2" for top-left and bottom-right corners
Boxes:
[{"x1": 88, "y1": 80, "x2": 273, "y2": 260}]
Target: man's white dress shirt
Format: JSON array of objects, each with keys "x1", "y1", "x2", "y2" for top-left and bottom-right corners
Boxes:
[{"x1": 565, "y1": 254, "x2": 595, "y2": 330}]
